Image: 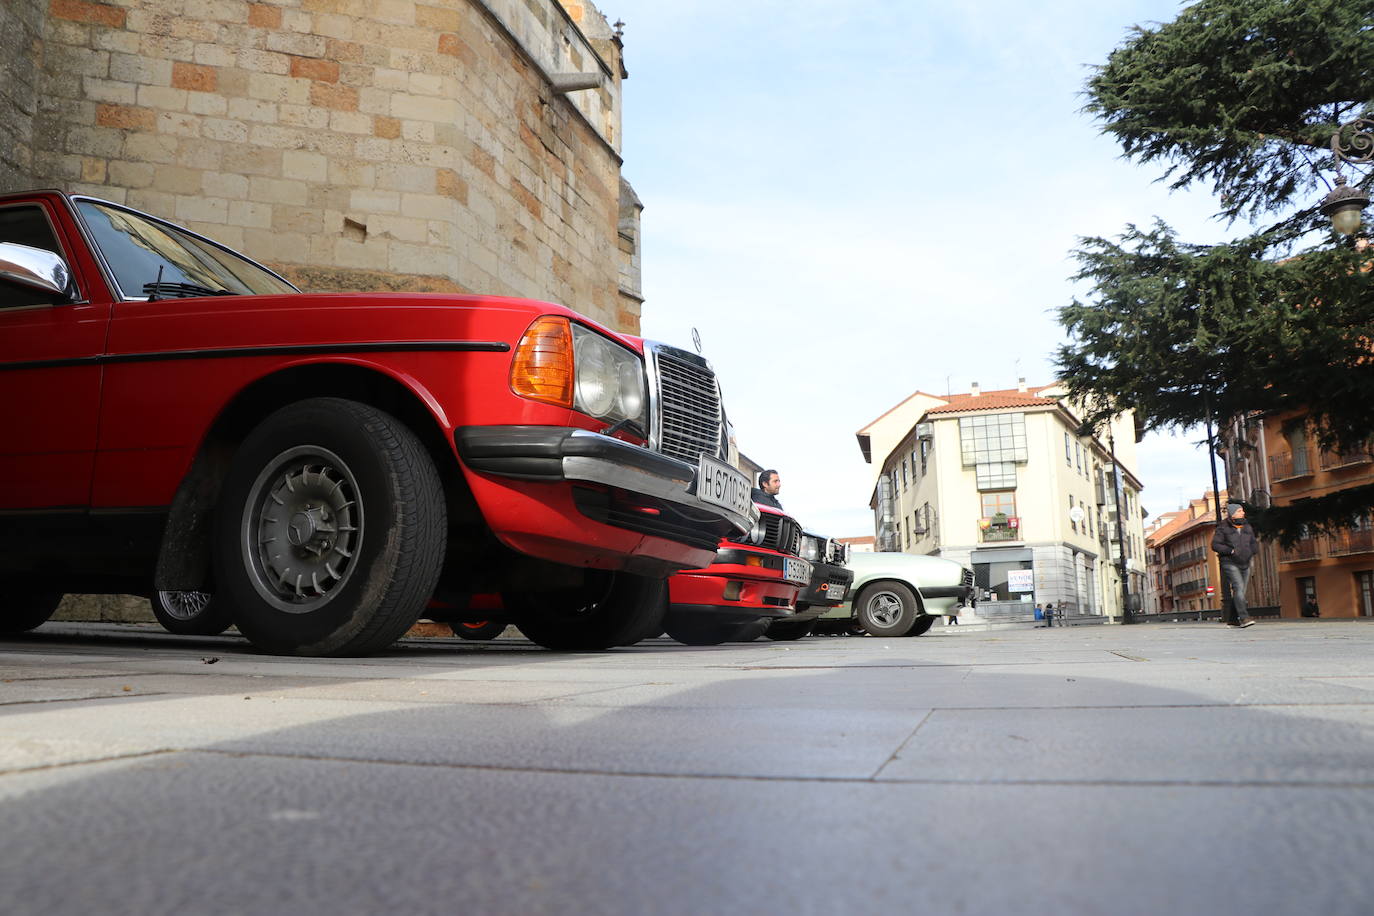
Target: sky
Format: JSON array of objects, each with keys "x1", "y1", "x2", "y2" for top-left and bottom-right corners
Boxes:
[{"x1": 614, "y1": 0, "x2": 1244, "y2": 536}]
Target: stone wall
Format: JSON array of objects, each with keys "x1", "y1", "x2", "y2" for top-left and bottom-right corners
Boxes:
[
  {"x1": 4, "y1": 0, "x2": 636, "y2": 332},
  {"x1": 0, "y1": 0, "x2": 46, "y2": 192}
]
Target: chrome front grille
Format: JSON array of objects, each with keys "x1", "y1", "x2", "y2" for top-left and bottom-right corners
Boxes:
[{"x1": 646, "y1": 342, "x2": 723, "y2": 464}]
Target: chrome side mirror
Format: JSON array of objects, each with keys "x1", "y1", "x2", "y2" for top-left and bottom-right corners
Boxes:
[{"x1": 0, "y1": 242, "x2": 75, "y2": 299}]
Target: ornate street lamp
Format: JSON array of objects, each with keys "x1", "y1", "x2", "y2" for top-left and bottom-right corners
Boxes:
[{"x1": 1320, "y1": 118, "x2": 1372, "y2": 235}]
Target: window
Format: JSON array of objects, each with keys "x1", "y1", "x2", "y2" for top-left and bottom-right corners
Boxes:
[
  {"x1": 961, "y1": 414, "x2": 1027, "y2": 464},
  {"x1": 0, "y1": 204, "x2": 61, "y2": 252},
  {"x1": 1075, "y1": 441, "x2": 1082, "y2": 471},
  {"x1": 959, "y1": 414, "x2": 1026, "y2": 490},
  {"x1": 1064, "y1": 431, "x2": 1072, "y2": 464},
  {"x1": 975, "y1": 461, "x2": 1017, "y2": 489},
  {"x1": 901, "y1": 457, "x2": 908, "y2": 489},
  {"x1": 973, "y1": 558, "x2": 1033, "y2": 601},
  {"x1": 982, "y1": 491, "x2": 1017, "y2": 519},
  {"x1": 1285, "y1": 422, "x2": 1310, "y2": 474},
  {"x1": 1357, "y1": 571, "x2": 1373, "y2": 617},
  {"x1": 0, "y1": 204, "x2": 68, "y2": 308},
  {"x1": 1069, "y1": 495, "x2": 1077, "y2": 533},
  {"x1": 75, "y1": 199, "x2": 296, "y2": 299}
]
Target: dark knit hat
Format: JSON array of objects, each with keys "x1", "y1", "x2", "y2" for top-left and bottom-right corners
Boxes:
[{"x1": 1225, "y1": 502, "x2": 1245, "y2": 519}]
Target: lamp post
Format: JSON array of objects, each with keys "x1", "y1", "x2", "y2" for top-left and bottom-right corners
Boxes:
[
  {"x1": 1204, "y1": 396, "x2": 1232, "y2": 623},
  {"x1": 1320, "y1": 118, "x2": 1373, "y2": 235},
  {"x1": 1107, "y1": 425, "x2": 1134, "y2": 625}
]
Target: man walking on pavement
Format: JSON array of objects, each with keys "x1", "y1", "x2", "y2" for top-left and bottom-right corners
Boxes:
[
  {"x1": 1212, "y1": 501, "x2": 1259, "y2": 628},
  {"x1": 752, "y1": 469, "x2": 783, "y2": 510}
]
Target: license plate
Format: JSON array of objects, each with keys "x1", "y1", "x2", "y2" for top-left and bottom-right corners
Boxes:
[
  {"x1": 783, "y1": 557, "x2": 812, "y2": 584},
  {"x1": 696, "y1": 454, "x2": 752, "y2": 516}
]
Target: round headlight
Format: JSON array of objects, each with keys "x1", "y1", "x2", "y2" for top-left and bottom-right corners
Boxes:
[
  {"x1": 748, "y1": 517, "x2": 767, "y2": 545},
  {"x1": 574, "y1": 333, "x2": 616, "y2": 417},
  {"x1": 617, "y1": 358, "x2": 645, "y2": 420}
]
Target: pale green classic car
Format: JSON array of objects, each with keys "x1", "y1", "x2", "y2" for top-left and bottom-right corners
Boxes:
[{"x1": 816, "y1": 551, "x2": 975, "y2": 637}]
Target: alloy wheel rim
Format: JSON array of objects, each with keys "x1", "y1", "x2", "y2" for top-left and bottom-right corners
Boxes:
[
  {"x1": 867, "y1": 591, "x2": 902, "y2": 627},
  {"x1": 157, "y1": 590, "x2": 212, "y2": 621},
  {"x1": 241, "y1": 445, "x2": 363, "y2": 614}
]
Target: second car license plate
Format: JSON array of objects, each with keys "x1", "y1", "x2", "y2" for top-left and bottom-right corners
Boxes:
[
  {"x1": 696, "y1": 454, "x2": 752, "y2": 517},
  {"x1": 783, "y1": 557, "x2": 812, "y2": 584}
]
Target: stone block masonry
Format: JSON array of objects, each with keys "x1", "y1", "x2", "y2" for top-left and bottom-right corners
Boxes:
[{"x1": 4, "y1": 0, "x2": 638, "y2": 333}]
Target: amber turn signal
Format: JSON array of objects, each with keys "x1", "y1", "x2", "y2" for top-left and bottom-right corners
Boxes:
[{"x1": 510, "y1": 315, "x2": 574, "y2": 407}]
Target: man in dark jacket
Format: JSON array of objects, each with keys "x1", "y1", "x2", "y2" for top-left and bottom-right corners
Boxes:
[
  {"x1": 752, "y1": 469, "x2": 783, "y2": 510},
  {"x1": 1212, "y1": 502, "x2": 1260, "y2": 628}
]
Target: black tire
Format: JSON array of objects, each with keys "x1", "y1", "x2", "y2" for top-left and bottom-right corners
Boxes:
[
  {"x1": 213, "y1": 398, "x2": 446, "y2": 657},
  {"x1": 810, "y1": 619, "x2": 848, "y2": 636},
  {"x1": 452, "y1": 619, "x2": 507, "y2": 640},
  {"x1": 511, "y1": 572, "x2": 665, "y2": 650},
  {"x1": 617, "y1": 583, "x2": 671, "y2": 647},
  {"x1": 904, "y1": 614, "x2": 937, "y2": 637},
  {"x1": 854, "y1": 580, "x2": 921, "y2": 637},
  {"x1": 664, "y1": 614, "x2": 760, "y2": 646},
  {"x1": 765, "y1": 619, "x2": 814, "y2": 641},
  {"x1": 151, "y1": 590, "x2": 234, "y2": 636},
  {"x1": 725, "y1": 620, "x2": 769, "y2": 642},
  {"x1": 1, "y1": 586, "x2": 63, "y2": 633}
]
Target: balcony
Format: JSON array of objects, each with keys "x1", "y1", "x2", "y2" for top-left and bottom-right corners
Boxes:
[
  {"x1": 1173, "y1": 577, "x2": 1207, "y2": 597},
  {"x1": 1280, "y1": 537, "x2": 1322, "y2": 563},
  {"x1": 979, "y1": 516, "x2": 1020, "y2": 542},
  {"x1": 1329, "y1": 528, "x2": 1374, "y2": 557},
  {"x1": 1167, "y1": 547, "x2": 1207, "y2": 570},
  {"x1": 1269, "y1": 451, "x2": 1314, "y2": 482},
  {"x1": 1319, "y1": 444, "x2": 1373, "y2": 471}
]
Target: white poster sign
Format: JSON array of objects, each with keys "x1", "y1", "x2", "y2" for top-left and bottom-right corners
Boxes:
[{"x1": 1007, "y1": 569, "x2": 1034, "y2": 593}]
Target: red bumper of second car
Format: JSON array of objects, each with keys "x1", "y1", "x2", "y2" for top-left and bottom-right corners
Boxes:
[{"x1": 668, "y1": 546, "x2": 809, "y2": 618}]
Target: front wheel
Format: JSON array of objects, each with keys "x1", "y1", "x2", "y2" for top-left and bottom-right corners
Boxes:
[
  {"x1": 664, "y1": 615, "x2": 762, "y2": 646},
  {"x1": 765, "y1": 619, "x2": 813, "y2": 641},
  {"x1": 854, "y1": 581, "x2": 921, "y2": 637},
  {"x1": 452, "y1": 619, "x2": 507, "y2": 641},
  {"x1": 904, "y1": 614, "x2": 937, "y2": 637},
  {"x1": 1, "y1": 586, "x2": 63, "y2": 633},
  {"x1": 152, "y1": 590, "x2": 234, "y2": 636},
  {"x1": 213, "y1": 398, "x2": 446, "y2": 657},
  {"x1": 511, "y1": 573, "x2": 665, "y2": 651}
]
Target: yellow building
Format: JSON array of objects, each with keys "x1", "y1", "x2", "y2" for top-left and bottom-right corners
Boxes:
[{"x1": 856, "y1": 381, "x2": 1147, "y2": 622}]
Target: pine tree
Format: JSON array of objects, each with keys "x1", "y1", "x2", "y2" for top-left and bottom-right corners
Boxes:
[{"x1": 1058, "y1": 0, "x2": 1374, "y2": 541}]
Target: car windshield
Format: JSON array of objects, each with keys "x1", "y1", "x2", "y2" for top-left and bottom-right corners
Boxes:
[{"x1": 75, "y1": 200, "x2": 297, "y2": 299}]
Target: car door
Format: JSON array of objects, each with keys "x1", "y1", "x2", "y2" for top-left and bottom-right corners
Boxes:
[{"x1": 0, "y1": 200, "x2": 109, "y2": 511}]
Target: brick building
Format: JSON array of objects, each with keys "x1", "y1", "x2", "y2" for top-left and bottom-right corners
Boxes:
[
  {"x1": 1221, "y1": 410, "x2": 1374, "y2": 618},
  {"x1": 1144, "y1": 490, "x2": 1234, "y2": 615},
  {"x1": 0, "y1": 0, "x2": 643, "y2": 332}
]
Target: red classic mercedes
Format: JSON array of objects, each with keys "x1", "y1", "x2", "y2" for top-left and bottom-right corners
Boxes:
[{"x1": 0, "y1": 190, "x2": 755, "y2": 656}]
